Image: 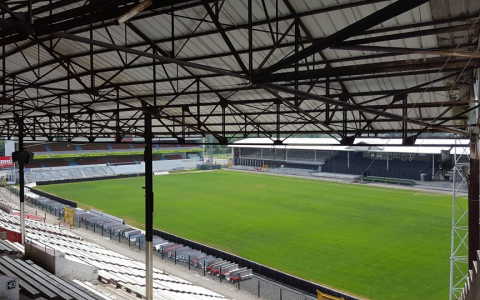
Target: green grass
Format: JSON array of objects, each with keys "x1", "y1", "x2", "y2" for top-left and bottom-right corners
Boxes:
[{"x1": 37, "y1": 170, "x2": 459, "y2": 300}]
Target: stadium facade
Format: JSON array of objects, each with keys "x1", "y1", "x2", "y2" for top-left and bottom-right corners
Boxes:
[
  {"x1": 231, "y1": 138, "x2": 470, "y2": 181},
  {"x1": 2, "y1": 138, "x2": 204, "y2": 183}
]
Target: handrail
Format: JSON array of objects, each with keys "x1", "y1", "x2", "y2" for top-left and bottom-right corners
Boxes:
[{"x1": 317, "y1": 290, "x2": 345, "y2": 300}]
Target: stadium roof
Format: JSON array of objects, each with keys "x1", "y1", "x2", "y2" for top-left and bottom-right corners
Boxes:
[
  {"x1": 230, "y1": 137, "x2": 470, "y2": 154},
  {"x1": 0, "y1": 0, "x2": 479, "y2": 145}
]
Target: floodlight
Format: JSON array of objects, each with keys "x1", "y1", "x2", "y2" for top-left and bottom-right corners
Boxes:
[{"x1": 12, "y1": 151, "x2": 35, "y2": 165}]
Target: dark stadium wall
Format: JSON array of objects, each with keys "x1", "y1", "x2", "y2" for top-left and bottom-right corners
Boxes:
[
  {"x1": 29, "y1": 188, "x2": 78, "y2": 207},
  {"x1": 235, "y1": 151, "x2": 441, "y2": 181},
  {"x1": 34, "y1": 173, "x2": 146, "y2": 186}
]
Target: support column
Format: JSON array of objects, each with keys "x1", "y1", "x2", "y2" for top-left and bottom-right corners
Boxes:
[
  {"x1": 17, "y1": 117, "x2": 25, "y2": 245},
  {"x1": 432, "y1": 154, "x2": 435, "y2": 180},
  {"x1": 144, "y1": 111, "x2": 154, "y2": 300},
  {"x1": 468, "y1": 135, "x2": 479, "y2": 269}
]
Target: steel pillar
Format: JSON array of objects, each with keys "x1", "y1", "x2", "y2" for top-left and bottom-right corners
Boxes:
[
  {"x1": 144, "y1": 111, "x2": 154, "y2": 300},
  {"x1": 17, "y1": 117, "x2": 25, "y2": 245},
  {"x1": 468, "y1": 135, "x2": 479, "y2": 269}
]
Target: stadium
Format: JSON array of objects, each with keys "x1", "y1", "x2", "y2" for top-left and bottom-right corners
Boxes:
[{"x1": 0, "y1": 1, "x2": 479, "y2": 300}]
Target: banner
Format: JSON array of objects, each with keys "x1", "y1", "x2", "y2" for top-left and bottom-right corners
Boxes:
[
  {"x1": 122, "y1": 135, "x2": 133, "y2": 142},
  {"x1": 34, "y1": 148, "x2": 203, "y2": 159},
  {"x1": 0, "y1": 156, "x2": 13, "y2": 168}
]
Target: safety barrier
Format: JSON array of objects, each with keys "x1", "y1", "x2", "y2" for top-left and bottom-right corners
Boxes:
[
  {"x1": 152, "y1": 229, "x2": 359, "y2": 300},
  {"x1": 29, "y1": 188, "x2": 77, "y2": 208}
]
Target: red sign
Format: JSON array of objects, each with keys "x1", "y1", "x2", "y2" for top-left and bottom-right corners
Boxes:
[
  {"x1": 0, "y1": 156, "x2": 14, "y2": 168},
  {"x1": 115, "y1": 135, "x2": 133, "y2": 142},
  {"x1": 122, "y1": 135, "x2": 133, "y2": 142}
]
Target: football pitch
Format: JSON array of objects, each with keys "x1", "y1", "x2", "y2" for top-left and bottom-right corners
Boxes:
[{"x1": 37, "y1": 170, "x2": 457, "y2": 300}]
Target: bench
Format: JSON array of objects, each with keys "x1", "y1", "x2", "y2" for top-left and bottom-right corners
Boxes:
[{"x1": 361, "y1": 176, "x2": 415, "y2": 186}]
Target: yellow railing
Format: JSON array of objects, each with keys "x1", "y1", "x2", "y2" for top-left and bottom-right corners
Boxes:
[
  {"x1": 317, "y1": 290, "x2": 345, "y2": 300},
  {"x1": 64, "y1": 208, "x2": 76, "y2": 226}
]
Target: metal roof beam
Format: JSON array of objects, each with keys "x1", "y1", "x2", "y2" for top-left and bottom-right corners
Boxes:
[
  {"x1": 255, "y1": 0, "x2": 430, "y2": 77},
  {"x1": 254, "y1": 57, "x2": 480, "y2": 83},
  {"x1": 333, "y1": 45, "x2": 480, "y2": 59},
  {"x1": 0, "y1": 129, "x2": 464, "y2": 138},
  {"x1": 280, "y1": 0, "x2": 376, "y2": 135},
  {"x1": 3, "y1": 97, "x2": 468, "y2": 117},
  {"x1": 107, "y1": 22, "x2": 271, "y2": 139},
  {"x1": 52, "y1": 32, "x2": 247, "y2": 80},
  {"x1": 202, "y1": 0, "x2": 249, "y2": 75},
  {"x1": 9, "y1": 116, "x2": 466, "y2": 127},
  {"x1": 2, "y1": 23, "x2": 473, "y2": 85},
  {"x1": 11, "y1": 85, "x2": 458, "y2": 104},
  {"x1": 22, "y1": 55, "x2": 470, "y2": 92},
  {"x1": 263, "y1": 84, "x2": 468, "y2": 136}
]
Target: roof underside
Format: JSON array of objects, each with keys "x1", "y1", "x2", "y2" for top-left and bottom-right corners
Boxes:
[{"x1": 0, "y1": 0, "x2": 479, "y2": 144}]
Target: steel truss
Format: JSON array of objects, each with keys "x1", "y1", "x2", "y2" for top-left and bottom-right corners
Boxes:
[
  {"x1": 0, "y1": 0, "x2": 477, "y2": 144},
  {"x1": 0, "y1": 1, "x2": 478, "y2": 300},
  {"x1": 449, "y1": 141, "x2": 470, "y2": 300}
]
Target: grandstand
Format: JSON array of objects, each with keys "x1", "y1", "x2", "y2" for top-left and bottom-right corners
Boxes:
[
  {"x1": 25, "y1": 188, "x2": 257, "y2": 287},
  {"x1": 6, "y1": 139, "x2": 203, "y2": 166},
  {"x1": 4, "y1": 139, "x2": 205, "y2": 183},
  {"x1": 231, "y1": 138, "x2": 469, "y2": 182},
  {"x1": 0, "y1": 0, "x2": 479, "y2": 299},
  {"x1": 0, "y1": 206, "x2": 227, "y2": 300}
]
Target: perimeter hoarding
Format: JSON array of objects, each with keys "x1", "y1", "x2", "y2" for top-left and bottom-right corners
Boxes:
[
  {"x1": 0, "y1": 156, "x2": 13, "y2": 168},
  {"x1": 34, "y1": 148, "x2": 203, "y2": 159}
]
